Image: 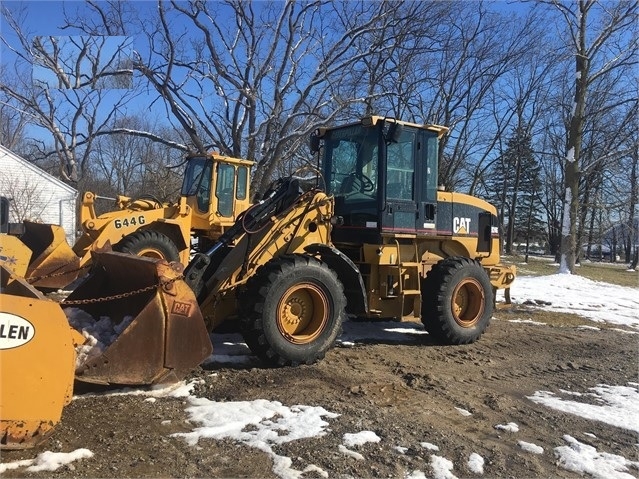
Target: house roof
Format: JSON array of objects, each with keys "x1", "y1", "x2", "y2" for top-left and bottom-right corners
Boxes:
[{"x1": 0, "y1": 144, "x2": 77, "y2": 196}]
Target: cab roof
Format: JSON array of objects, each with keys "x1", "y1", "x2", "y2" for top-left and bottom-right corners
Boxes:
[{"x1": 317, "y1": 116, "x2": 449, "y2": 139}]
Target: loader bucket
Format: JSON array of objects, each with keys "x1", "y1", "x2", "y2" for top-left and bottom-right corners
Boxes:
[
  {"x1": 20, "y1": 221, "x2": 81, "y2": 289},
  {"x1": 65, "y1": 251, "x2": 212, "y2": 386},
  {"x1": 0, "y1": 264, "x2": 82, "y2": 449}
]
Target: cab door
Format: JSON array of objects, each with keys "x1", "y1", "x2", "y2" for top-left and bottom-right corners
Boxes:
[
  {"x1": 415, "y1": 131, "x2": 439, "y2": 235},
  {"x1": 381, "y1": 128, "x2": 418, "y2": 234}
]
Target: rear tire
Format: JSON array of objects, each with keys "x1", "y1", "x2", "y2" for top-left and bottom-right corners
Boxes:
[
  {"x1": 115, "y1": 230, "x2": 180, "y2": 262},
  {"x1": 239, "y1": 254, "x2": 345, "y2": 366},
  {"x1": 421, "y1": 257, "x2": 493, "y2": 344}
]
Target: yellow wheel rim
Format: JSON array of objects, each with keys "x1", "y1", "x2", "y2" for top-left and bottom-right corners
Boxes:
[
  {"x1": 451, "y1": 278, "x2": 485, "y2": 328},
  {"x1": 277, "y1": 283, "x2": 329, "y2": 344},
  {"x1": 136, "y1": 247, "x2": 166, "y2": 260}
]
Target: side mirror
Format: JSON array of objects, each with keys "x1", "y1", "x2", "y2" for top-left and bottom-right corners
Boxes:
[
  {"x1": 386, "y1": 122, "x2": 403, "y2": 143},
  {"x1": 309, "y1": 134, "x2": 320, "y2": 153}
]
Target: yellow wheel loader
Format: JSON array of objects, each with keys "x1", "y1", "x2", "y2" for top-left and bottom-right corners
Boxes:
[
  {"x1": 182, "y1": 115, "x2": 515, "y2": 366},
  {"x1": 1, "y1": 152, "x2": 253, "y2": 289}
]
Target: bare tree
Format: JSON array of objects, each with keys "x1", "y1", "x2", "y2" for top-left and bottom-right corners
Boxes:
[
  {"x1": 87, "y1": 116, "x2": 184, "y2": 199},
  {"x1": 0, "y1": 3, "x2": 139, "y2": 182},
  {"x1": 406, "y1": 1, "x2": 539, "y2": 191},
  {"x1": 0, "y1": 175, "x2": 48, "y2": 222},
  {"x1": 540, "y1": 0, "x2": 638, "y2": 273},
  {"x1": 0, "y1": 73, "x2": 28, "y2": 151},
  {"x1": 65, "y1": 1, "x2": 460, "y2": 195}
]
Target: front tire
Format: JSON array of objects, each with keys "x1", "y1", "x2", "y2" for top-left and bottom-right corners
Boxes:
[
  {"x1": 239, "y1": 254, "x2": 345, "y2": 366},
  {"x1": 421, "y1": 257, "x2": 493, "y2": 344},
  {"x1": 115, "y1": 230, "x2": 180, "y2": 262}
]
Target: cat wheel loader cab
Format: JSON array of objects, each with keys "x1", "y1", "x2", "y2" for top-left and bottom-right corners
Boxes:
[{"x1": 311, "y1": 116, "x2": 515, "y2": 343}]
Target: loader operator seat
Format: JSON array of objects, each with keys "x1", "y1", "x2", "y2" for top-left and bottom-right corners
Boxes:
[{"x1": 339, "y1": 174, "x2": 356, "y2": 194}]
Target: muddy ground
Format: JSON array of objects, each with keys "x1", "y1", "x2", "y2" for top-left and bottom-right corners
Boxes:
[{"x1": 2, "y1": 303, "x2": 638, "y2": 479}]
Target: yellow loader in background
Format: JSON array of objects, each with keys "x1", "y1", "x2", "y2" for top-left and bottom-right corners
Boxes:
[
  {"x1": 1, "y1": 116, "x2": 515, "y2": 450},
  {"x1": 0, "y1": 152, "x2": 253, "y2": 289}
]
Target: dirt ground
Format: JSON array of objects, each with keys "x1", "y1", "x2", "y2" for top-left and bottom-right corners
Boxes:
[{"x1": 2, "y1": 303, "x2": 638, "y2": 479}]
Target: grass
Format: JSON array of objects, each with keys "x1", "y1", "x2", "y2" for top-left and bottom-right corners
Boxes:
[
  {"x1": 505, "y1": 254, "x2": 639, "y2": 288},
  {"x1": 494, "y1": 303, "x2": 605, "y2": 328}
]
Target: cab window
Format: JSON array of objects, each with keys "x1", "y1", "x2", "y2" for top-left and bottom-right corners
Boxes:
[
  {"x1": 216, "y1": 163, "x2": 235, "y2": 217},
  {"x1": 236, "y1": 166, "x2": 248, "y2": 201},
  {"x1": 386, "y1": 129, "x2": 415, "y2": 201}
]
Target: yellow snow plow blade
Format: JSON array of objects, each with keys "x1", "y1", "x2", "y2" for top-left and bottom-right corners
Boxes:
[
  {"x1": 64, "y1": 251, "x2": 213, "y2": 386},
  {"x1": 17, "y1": 221, "x2": 82, "y2": 289},
  {"x1": 0, "y1": 264, "x2": 83, "y2": 450},
  {"x1": 0, "y1": 234, "x2": 31, "y2": 278}
]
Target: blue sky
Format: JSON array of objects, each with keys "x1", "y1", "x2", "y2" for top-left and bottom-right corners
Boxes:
[
  {"x1": 0, "y1": 0, "x2": 537, "y2": 147},
  {"x1": 1, "y1": 0, "x2": 531, "y2": 40},
  {"x1": 2, "y1": 1, "x2": 70, "y2": 40}
]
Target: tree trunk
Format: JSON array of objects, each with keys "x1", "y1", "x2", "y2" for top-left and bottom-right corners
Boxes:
[
  {"x1": 629, "y1": 145, "x2": 638, "y2": 266},
  {"x1": 559, "y1": 0, "x2": 588, "y2": 274}
]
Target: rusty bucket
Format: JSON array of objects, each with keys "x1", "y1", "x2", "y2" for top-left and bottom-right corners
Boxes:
[{"x1": 64, "y1": 251, "x2": 212, "y2": 386}]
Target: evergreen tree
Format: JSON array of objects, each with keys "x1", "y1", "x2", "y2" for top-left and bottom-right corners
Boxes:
[{"x1": 487, "y1": 126, "x2": 544, "y2": 254}]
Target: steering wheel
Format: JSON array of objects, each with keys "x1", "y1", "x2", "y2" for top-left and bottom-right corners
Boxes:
[{"x1": 342, "y1": 173, "x2": 374, "y2": 195}]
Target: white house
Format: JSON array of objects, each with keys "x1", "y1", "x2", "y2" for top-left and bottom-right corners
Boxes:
[{"x1": 0, "y1": 145, "x2": 77, "y2": 244}]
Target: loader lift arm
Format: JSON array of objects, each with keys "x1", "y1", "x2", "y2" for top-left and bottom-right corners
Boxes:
[{"x1": 184, "y1": 175, "x2": 309, "y2": 299}]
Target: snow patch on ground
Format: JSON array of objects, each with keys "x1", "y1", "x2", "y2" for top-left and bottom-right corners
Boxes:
[
  {"x1": 338, "y1": 445, "x2": 364, "y2": 460},
  {"x1": 420, "y1": 442, "x2": 440, "y2": 451},
  {"x1": 455, "y1": 407, "x2": 472, "y2": 416},
  {"x1": 519, "y1": 440, "x2": 544, "y2": 454},
  {"x1": 467, "y1": 452, "x2": 485, "y2": 474},
  {"x1": 429, "y1": 455, "x2": 457, "y2": 479},
  {"x1": 171, "y1": 396, "x2": 338, "y2": 479},
  {"x1": 555, "y1": 435, "x2": 639, "y2": 479},
  {"x1": 406, "y1": 470, "x2": 427, "y2": 479},
  {"x1": 494, "y1": 422, "x2": 519, "y2": 433},
  {"x1": 343, "y1": 431, "x2": 381, "y2": 447},
  {"x1": 0, "y1": 449, "x2": 93, "y2": 474},
  {"x1": 508, "y1": 318, "x2": 547, "y2": 326},
  {"x1": 511, "y1": 275, "x2": 639, "y2": 328},
  {"x1": 528, "y1": 383, "x2": 639, "y2": 433}
]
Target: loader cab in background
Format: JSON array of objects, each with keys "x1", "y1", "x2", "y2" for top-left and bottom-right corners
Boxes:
[
  {"x1": 314, "y1": 116, "x2": 447, "y2": 245},
  {"x1": 181, "y1": 153, "x2": 253, "y2": 235}
]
